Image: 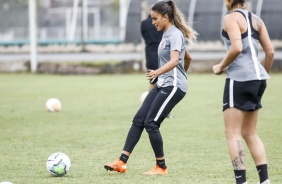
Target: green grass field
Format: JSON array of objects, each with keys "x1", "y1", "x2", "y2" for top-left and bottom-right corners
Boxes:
[{"x1": 0, "y1": 73, "x2": 281, "y2": 184}]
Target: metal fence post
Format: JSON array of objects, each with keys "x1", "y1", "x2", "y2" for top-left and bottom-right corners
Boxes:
[
  {"x1": 29, "y1": 0, "x2": 37, "y2": 72},
  {"x1": 141, "y1": 0, "x2": 148, "y2": 72}
]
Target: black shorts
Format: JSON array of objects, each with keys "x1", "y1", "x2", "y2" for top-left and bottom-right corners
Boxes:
[
  {"x1": 150, "y1": 76, "x2": 158, "y2": 84},
  {"x1": 223, "y1": 78, "x2": 267, "y2": 111}
]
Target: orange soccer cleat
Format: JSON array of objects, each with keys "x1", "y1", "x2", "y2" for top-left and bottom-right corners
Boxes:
[
  {"x1": 104, "y1": 159, "x2": 127, "y2": 173},
  {"x1": 142, "y1": 165, "x2": 168, "y2": 175}
]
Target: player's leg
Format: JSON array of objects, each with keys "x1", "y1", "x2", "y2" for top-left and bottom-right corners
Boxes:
[
  {"x1": 242, "y1": 110, "x2": 269, "y2": 184},
  {"x1": 104, "y1": 86, "x2": 160, "y2": 173},
  {"x1": 242, "y1": 110, "x2": 266, "y2": 165},
  {"x1": 223, "y1": 79, "x2": 248, "y2": 183},
  {"x1": 122, "y1": 86, "x2": 160, "y2": 154},
  {"x1": 224, "y1": 108, "x2": 247, "y2": 184},
  {"x1": 241, "y1": 80, "x2": 269, "y2": 184},
  {"x1": 143, "y1": 86, "x2": 185, "y2": 175}
]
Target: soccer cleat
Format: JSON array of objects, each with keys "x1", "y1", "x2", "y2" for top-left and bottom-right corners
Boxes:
[
  {"x1": 258, "y1": 179, "x2": 271, "y2": 184},
  {"x1": 104, "y1": 159, "x2": 127, "y2": 173},
  {"x1": 142, "y1": 165, "x2": 168, "y2": 175}
]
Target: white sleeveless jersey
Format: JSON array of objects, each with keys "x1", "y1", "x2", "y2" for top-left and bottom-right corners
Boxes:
[{"x1": 221, "y1": 9, "x2": 270, "y2": 81}]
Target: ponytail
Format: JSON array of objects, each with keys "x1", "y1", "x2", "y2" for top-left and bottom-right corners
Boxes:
[
  {"x1": 231, "y1": 0, "x2": 246, "y2": 9},
  {"x1": 152, "y1": 1, "x2": 198, "y2": 43}
]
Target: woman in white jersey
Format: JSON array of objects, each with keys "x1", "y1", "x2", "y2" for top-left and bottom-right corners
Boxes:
[
  {"x1": 104, "y1": 0, "x2": 197, "y2": 175},
  {"x1": 213, "y1": 0, "x2": 274, "y2": 184}
]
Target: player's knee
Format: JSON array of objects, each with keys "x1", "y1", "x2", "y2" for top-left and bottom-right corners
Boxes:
[
  {"x1": 225, "y1": 128, "x2": 241, "y2": 140},
  {"x1": 144, "y1": 121, "x2": 159, "y2": 133},
  {"x1": 241, "y1": 130, "x2": 256, "y2": 140},
  {"x1": 132, "y1": 117, "x2": 144, "y2": 127}
]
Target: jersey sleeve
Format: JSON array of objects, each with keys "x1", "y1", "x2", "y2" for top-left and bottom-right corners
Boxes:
[{"x1": 169, "y1": 32, "x2": 183, "y2": 52}]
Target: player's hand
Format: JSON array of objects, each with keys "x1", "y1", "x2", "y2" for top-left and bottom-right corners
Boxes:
[
  {"x1": 146, "y1": 69, "x2": 158, "y2": 83},
  {"x1": 212, "y1": 64, "x2": 224, "y2": 75}
]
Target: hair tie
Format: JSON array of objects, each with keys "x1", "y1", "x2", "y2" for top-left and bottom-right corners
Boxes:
[
  {"x1": 166, "y1": 1, "x2": 173, "y2": 16},
  {"x1": 166, "y1": 1, "x2": 172, "y2": 6},
  {"x1": 162, "y1": 2, "x2": 170, "y2": 15}
]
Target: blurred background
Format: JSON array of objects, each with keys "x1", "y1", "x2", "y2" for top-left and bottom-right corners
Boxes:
[{"x1": 0, "y1": 0, "x2": 281, "y2": 73}]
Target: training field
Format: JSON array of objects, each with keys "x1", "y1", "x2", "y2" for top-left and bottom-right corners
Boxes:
[{"x1": 0, "y1": 73, "x2": 281, "y2": 184}]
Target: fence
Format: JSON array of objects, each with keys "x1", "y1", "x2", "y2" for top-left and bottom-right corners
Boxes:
[{"x1": 0, "y1": 0, "x2": 281, "y2": 46}]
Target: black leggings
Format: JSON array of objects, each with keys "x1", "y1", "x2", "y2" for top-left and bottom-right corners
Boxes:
[{"x1": 123, "y1": 86, "x2": 186, "y2": 157}]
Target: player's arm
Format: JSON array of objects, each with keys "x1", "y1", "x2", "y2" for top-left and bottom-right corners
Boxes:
[
  {"x1": 213, "y1": 14, "x2": 242, "y2": 74},
  {"x1": 146, "y1": 50, "x2": 179, "y2": 82},
  {"x1": 184, "y1": 49, "x2": 192, "y2": 71},
  {"x1": 258, "y1": 20, "x2": 274, "y2": 73},
  {"x1": 158, "y1": 50, "x2": 179, "y2": 73},
  {"x1": 221, "y1": 14, "x2": 243, "y2": 68}
]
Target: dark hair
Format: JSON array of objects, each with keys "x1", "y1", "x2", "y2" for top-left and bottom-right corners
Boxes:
[
  {"x1": 231, "y1": 0, "x2": 245, "y2": 9},
  {"x1": 151, "y1": 0, "x2": 197, "y2": 43}
]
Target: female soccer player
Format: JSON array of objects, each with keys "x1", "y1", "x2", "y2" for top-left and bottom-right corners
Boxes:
[
  {"x1": 213, "y1": 0, "x2": 274, "y2": 183},
  {"x1": 104, "y1": 0, "x2": 197, "y2": 175}
]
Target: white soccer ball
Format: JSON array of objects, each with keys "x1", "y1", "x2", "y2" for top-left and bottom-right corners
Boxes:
[
  {"x1": 46, "y1": 152, "x2": 71, "y2": 176},
  {"x1": 45, "y1": 98, "x2": 62, "y2": 112},
  {"x1": 140, "y1": 91, "x2": 149, "y2": 103},
  {"x1": 0, "y1": 182, "x2": 13, "y2": 184}
]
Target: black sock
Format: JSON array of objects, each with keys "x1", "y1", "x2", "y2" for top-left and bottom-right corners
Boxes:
[
  {"x1": 156, "y1": 159, "x2": 166, "y2": 169},
  {"x1": 119, "y1": 153, "x2": 129, "y2": 164},
  {"x1": 256, "y1": 164, "x2": 268, "y2": 183},
  {"x1": 234, "y1": 170, "x2": 246, "y2": 184}
]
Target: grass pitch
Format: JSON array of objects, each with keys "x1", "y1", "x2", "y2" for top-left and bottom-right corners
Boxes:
[{"x1": 0, "y1": 73, "x2": 281, "y2": 184}]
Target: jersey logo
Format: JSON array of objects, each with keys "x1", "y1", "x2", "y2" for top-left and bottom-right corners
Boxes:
[{"x1": 159, "y1": 39, "x2": 167, "y2": 49}]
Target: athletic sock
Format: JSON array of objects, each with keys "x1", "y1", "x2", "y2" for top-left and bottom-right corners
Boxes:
[
  {"x1": 119, "y1": 153, "x2": 129, "y2": 163},
  {"x1": 156, "y1": 159, "x2": 166, "y2": 169},
  {"x1": 234, "y1": 170, "x2": 246, "y2": 184},
  {"x1": 256, "y1": 164, "x2": 268, "y2": 183}
]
